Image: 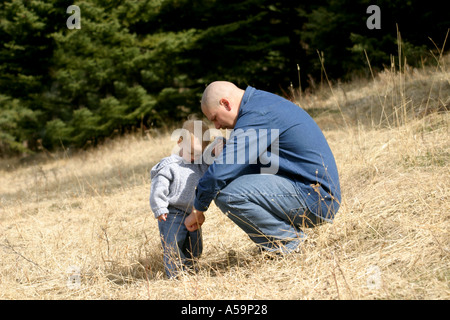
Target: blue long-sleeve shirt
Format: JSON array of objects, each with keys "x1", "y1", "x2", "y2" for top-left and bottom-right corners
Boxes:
[{"x1": 194, "y1": 86, "x2": 341, "y2": 221}]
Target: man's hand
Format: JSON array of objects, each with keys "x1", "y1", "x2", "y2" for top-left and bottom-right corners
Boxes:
[{"x1": 185, "y1": 208, "x2": 205, "y2": 231}]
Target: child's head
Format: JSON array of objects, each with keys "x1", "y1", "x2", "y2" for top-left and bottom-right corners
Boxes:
[{"x1": 177, "y1": 117, "x2": 210, "y2": 163}]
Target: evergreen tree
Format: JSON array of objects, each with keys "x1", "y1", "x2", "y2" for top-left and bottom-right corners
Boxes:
[
  {"x1": 0, "y1": 0, "x2": 59, "y2": 153},
  {"x1": 0, "y1": 0, "x2": 448, "y2": 155}
]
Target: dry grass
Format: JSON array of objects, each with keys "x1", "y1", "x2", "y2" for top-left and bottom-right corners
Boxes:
[{"x1": 1, "y1": 55, "x2": 449, "y2": 300}]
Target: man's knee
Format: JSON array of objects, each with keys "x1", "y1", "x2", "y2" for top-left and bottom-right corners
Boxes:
[{"x1": 214, "y1": 189, "x2": 235, "y2": 212}]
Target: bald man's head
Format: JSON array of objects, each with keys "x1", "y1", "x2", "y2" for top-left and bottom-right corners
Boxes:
[
  {"x1": 201, "y1": 81, "x2": 245, "y2": 129},
  {"x1": 201, "y1": 81, "x2": 240, "y2": 110}
]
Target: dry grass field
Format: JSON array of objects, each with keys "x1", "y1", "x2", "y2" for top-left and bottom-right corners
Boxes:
[{"x1": 1, "y1": 54, "x2": 449, "y2": 300}]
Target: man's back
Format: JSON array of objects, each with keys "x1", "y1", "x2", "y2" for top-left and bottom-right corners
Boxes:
[{"x1": 236, "y1": 87, "x2": 341, "y2": 220}]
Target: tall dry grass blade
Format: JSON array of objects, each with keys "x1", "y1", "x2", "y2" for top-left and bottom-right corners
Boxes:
[{"x1": 316, "y1": 50, "x2": 350, "y2": 130}]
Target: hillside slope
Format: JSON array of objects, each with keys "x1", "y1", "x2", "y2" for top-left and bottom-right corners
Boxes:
[{"x1": 0, "y1": 56, "x2": 449, "y2": 299}]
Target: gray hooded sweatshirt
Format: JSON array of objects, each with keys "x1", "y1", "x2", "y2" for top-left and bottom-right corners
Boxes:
[{"x1": 150, "y1": 154, "x2": 209, "y2": 218}]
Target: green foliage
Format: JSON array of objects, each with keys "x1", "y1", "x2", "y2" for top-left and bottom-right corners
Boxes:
[
  {"x1": 0, "y1": 95, "x2": 41, "y2": 153},
  {"x1": 0, "y1": 0, "x2": 448, "y2": 155},
  {"x1": 299, "y1": 0, "x2": 448, "y2": 79}
]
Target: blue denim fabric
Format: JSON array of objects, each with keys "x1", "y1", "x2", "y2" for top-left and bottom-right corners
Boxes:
[
  {"x1": 215, "y1": 174, "x2": 327, "y2": 254},
  {"x1": 195, "y1": 86, "x2": 341, "y2": 221},
  {"x1": 158, "y1": 207, "x2": 203, "y2": 278}
]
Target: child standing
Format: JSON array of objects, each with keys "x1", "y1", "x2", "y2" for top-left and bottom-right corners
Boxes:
[{"x1": 150, "y1": 118, "x2": 223, "y2": 278}]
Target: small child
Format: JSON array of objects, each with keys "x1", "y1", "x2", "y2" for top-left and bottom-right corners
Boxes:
[{"x1": 149, "y1": 118, "x2": 224, "y2": 278}]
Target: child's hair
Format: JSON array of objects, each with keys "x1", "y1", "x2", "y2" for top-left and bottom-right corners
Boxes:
[{"x1": 180, "y1": 115, "x2": 210, "y2": 149}]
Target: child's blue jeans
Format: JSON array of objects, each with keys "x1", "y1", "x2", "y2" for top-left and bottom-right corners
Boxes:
[
  {"x1": 158, "y1": 207, "x2": 203, "y2": 278},
  {"x1": 214, "y1": 174, "x2": 329, "y2": 254}
]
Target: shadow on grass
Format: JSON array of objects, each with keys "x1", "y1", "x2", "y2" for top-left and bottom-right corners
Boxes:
[{"x1": 103, "y1": 248, "x2": 263, "y2": 284}]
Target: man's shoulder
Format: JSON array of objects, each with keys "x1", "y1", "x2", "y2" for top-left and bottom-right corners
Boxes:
[
  {"x1": 245, "y1": 89, "x2": 298, "y2": 114},
  {"x1": 238, "y1": 90, "x2": 305, "y2": 129}
]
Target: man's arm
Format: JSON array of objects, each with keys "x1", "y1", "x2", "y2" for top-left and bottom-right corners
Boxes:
[
  {"x1": 194, "y1": 126, "x2": 277, "y2": 212},
  {"x1": 185, "y1": 208, "x2": 205, "y2": 231}
]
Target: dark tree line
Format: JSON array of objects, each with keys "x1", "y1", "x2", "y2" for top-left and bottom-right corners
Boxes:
[{"x1": 0, "y1": 0, "x2": 448, "y2": 155}]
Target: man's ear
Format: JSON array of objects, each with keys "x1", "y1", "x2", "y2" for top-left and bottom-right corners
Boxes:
[{"x1": 220, "y1": 98, "x2": 231, "y2": 111}]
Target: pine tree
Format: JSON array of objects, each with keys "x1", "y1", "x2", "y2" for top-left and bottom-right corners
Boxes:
[
  {"x1": 0, "y1": 0, "x2": 59, "y2": 154},
  {"x1": 1, "y1": 0, "x2": 448, "y2": 155}
]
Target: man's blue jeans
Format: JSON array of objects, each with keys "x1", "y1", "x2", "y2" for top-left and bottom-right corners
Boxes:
[
  {"x1": 158, "y1": 208, "x2": 202, "y2": 278},
  {"x1": 215, "y1": 174, "x2": 326, "y2": 254}
]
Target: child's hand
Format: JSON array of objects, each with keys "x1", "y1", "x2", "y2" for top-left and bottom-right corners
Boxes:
[{"x1": 158, "y1": 214, "x2": 167, "y2": 222}]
